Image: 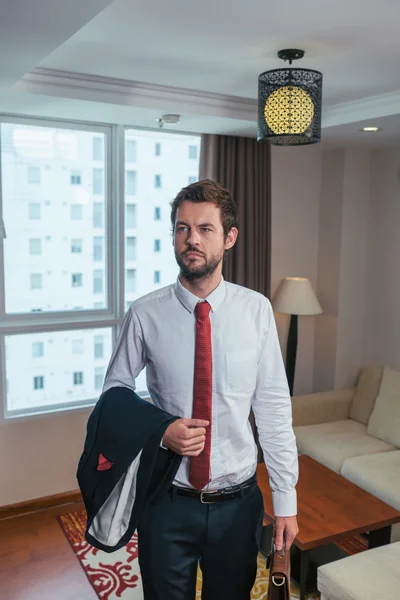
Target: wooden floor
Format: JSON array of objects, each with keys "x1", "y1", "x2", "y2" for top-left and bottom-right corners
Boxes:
[{"x1": 0, "y1": 501, "x2": 97, "y2": 600}]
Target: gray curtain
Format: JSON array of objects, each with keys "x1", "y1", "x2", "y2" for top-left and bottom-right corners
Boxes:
[
  {"x1": 199, "y1": 133, "x2": 271, "y2": 298},
  {"x1": 200, "y1": 134, "x2": 271, "y2": 462}
]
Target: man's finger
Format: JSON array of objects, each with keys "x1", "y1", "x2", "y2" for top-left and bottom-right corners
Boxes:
[
  {"x1": 182, "y1": 435, "x2": 205, "y2": 448},
  {"x1": 185, "y1": 427, "x2": 206, "y2": 438},
  {"x1": 184, "y1": 419, "x2": 209, "y2": 428},
  {"x1": 274, "y1": 524, "x2": 284, "y2": 551}
]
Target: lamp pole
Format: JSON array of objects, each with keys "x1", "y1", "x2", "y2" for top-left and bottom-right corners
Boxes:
[{"x1": 285, "y1": 314, "x2": 298, "y2": 396}]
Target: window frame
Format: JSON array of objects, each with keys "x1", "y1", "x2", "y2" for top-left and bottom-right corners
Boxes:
[{"x1": 0, "y1": 116, "x2": 200, "y2": 422}]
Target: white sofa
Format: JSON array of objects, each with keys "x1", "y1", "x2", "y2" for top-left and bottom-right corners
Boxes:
[
  {"x1": 292, "y1": 365, "x2": 400, "y2": 542},
  {"x1": 317, "y1": 541, "x2": 400, "y2": 600}
]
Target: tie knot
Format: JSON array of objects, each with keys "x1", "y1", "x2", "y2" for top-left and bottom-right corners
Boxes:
[{"x1": 195, "y1": 301, "x2": 211, "y2": 319}]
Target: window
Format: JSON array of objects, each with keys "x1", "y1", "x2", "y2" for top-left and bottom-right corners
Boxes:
[
  {"x1": 71, "y1": 239, "x2": 82, "y2": 254},
  {"x1": 30, "y1": 273, "x2": 42, "y2": 290},
  {"x1": 72, "y1": 273, "x2": 83, "y2": 288},
  {"x1": 94, "y1": 335, "x2": 104, "y2": 359},
  {"x1": 71, "y1": 204, "x2": 83, "y2": 220},
  {"x1": 154, "y1": 174, "x2": 162, "y2": 188},
  {"x1": 73, "y1": 371, "x2": 84, "y2": 386},
  {"x1": 5, "y1": 328, "x2": 112, "y2": 412},
  {"x1": 126, "y1": 269, "x2": 136, "y2": 293},
  {"x1": 188, "y1": 176, "x2": 197, "y2": 184},
  {"x1": 93, "y1": 236, "x2": 104, "y2": 261},
  {"x1": 93, "y1": 168, "x2": 104, "y2": 195},
  {"x1": 189, "y1": 145, "x2": 198, "y2": 160},
  {"x1": 92, "y1": 137, "x2": 103, "y2": 161},
  {"x1": 154, "y1": 271, "x2": 161, "y2": 284},
  {"x1": 126, "y1": 171, "x2": 137, "y2": 195},
  {"x1": 70, "y1": 171, "x2": 82, "y2": 185},
  {"x1": 126, "y1": 237, "x2": 137, "y2": 261},
  {"x1": 93, "y1": 203, "x2": 104, "y2": 228},
  {"x1": 32, "y1": 341, "x2": 44, "y2": 358},
  {"x1": 94, "y1": 367, "x2": 105, "y2": 390},
  {"x1": 72, "y1": 339, "x2": 84, "y2": 354},
  {"x1": 154, "y1": 239, "x2": 161, "y2": 252},
  {"x1": 29, "y1": 239, "x2": 42, "y2": 255},
  {"x1": 28, "y1": 203, "x2": 41, "y2": 220},
  {"x1": 93, "y1": 270, "x2": 103, "y2": 294},
  {"x1": 1, "y1": 120, "x2": 198, "y2": 417},
  {"x1": 33, "y1": 376, "x2": 44, "y2": 390},
  {"x1": 126, "y1": 204, "x2": 137, "y2": 229},
  {"x1": 27, "y1": 166, "x2": 41, "y2": 184},
  {"x1": 126, "y1": 140, "x2": 137, "y2": 162}
]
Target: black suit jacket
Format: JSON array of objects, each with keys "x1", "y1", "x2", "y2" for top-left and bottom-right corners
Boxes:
[{"x1": 77, "y1": 386, "x2": 182, "y2": 552}]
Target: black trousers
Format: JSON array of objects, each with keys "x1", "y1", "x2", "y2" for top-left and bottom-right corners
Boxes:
[{"x1": 137, "y1": 478, "x2": 264, "y2": 600}]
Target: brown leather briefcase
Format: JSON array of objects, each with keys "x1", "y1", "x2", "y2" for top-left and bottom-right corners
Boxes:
[{"x1": 266, "y1": 537, "x2": 291, "y2": 600}]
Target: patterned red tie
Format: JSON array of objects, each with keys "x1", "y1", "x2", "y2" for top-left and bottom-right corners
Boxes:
[{"x1": 189, "y1": 301, "x2": 212, "y2": 490}]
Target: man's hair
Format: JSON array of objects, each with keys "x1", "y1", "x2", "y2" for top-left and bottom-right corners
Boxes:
[{"x1": 170, "y1": 179, "x2": 238, "y2": 238}]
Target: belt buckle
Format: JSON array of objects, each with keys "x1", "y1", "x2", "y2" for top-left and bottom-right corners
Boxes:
[{"x1": 200, "y1": 491, "x2": 217, "y2": 504}]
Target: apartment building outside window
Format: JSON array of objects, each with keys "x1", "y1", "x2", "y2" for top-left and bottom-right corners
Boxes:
[
  {"x1": 126, "y1": 140, "x2": 137, "y2": 162},
  {"x1": 27, "y1": 166, "x2": 41, "y2": 184},
  {"x1": 154, "y1": 174, "x2": 162, "y2": 188},
  {"x1": 92, "y1": 137, "x2": 103, "y2": 161},
  {"x1": 29, "y1": 239, "x2": 42, "y2": 255},
  {"x1": 188, "y1": 145, "x2": 198, "y2": 160}
]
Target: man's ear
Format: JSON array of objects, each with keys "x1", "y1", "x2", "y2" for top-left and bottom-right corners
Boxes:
[{"x1": 225, "y1": 227, "x2": 238, "y2": 250}]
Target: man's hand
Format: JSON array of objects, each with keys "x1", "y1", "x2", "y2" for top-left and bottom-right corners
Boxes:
[
  {"x1": 162, "y1": 418, "x2": 209, "y2": 456},
  {"x1": 275, "y1": 516, "x2": 299, "y2": 551}
]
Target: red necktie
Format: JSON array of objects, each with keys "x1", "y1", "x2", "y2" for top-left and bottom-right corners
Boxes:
[{"x1": 189, "y1": 301, "x2": 212, "y2": 490}]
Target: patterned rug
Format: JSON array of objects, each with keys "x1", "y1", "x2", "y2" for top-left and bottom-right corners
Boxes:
[{"x1": 58, "y1": 509, "x2": 366, "y2": 600}]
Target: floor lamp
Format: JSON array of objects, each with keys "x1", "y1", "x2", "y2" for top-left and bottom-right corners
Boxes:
[{"x1": 272, "y1": 277, "x2": 322, "y2": 396}]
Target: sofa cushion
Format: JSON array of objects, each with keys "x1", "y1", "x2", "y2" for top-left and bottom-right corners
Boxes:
[
  {"x1": 349, "y1": 366, "x2": 382, "y2": 425},
  {"x1": 342, "y1": 450, "x2": 400, "y2": 511},
  {"x1": 318, "y1": 541, "x2": 400, "y2": 600},
  {"x1": 367, "y1": 366, "x2": 400, "y2": 447},
  {"x1": 294, "y1": 419, "x2": 395, "y2": 474}
]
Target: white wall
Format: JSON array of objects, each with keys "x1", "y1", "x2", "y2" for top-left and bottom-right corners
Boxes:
[
  {"x1": 363, "y1": 149, "x2": 400, "y2": 370},
  {"x1": 314, "y1": 148, "x2": 370, "y2": 392},
  {"x1": 0, "y1": 407, "x2": 91, "y2": 505},
  {"x1": 270, "y1": 144, "x2": 321, "y2": 395}
]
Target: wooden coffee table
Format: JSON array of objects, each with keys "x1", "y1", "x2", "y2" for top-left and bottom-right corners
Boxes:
[{"x1": 257, "y1": 455, "x2": 400, "y2": 600}]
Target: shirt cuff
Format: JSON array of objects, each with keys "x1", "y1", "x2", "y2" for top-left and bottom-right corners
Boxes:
[
  {"x1": 160, "y1": 438, "x2": 168, "y2": 450},
  {"x1": 272, "y1": 490, "x2": 297, "y2": 517}
]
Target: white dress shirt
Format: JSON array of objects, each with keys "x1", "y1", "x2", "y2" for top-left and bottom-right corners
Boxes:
[{"x1": 103, "y1": 277, "x2": 298, "y2": 516}]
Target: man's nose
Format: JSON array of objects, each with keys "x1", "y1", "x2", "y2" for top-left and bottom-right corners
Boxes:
[{"x1": 186, "y1": 230, "x2": 201, "y2": 246}]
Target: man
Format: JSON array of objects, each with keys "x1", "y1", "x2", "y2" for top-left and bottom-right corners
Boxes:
[{"x1": 102, "y1": 179, "x2": 298, "y2": 599}]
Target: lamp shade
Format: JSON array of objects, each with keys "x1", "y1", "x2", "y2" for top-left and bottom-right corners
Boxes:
[
  {"x1": 272, "y1": 277, "x2": 322, "y2": 316},
  {"x1": 258, "y1": 66, "x2": 323, "y2": 145}
]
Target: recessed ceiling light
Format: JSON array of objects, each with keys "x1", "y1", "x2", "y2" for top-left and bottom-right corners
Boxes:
[{"x1": 360, "y1": 126, "x2": 382, "y2": 132}]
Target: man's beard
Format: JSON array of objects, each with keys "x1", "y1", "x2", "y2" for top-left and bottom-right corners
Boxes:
[{"x1": 175, "y1": 247, "x2": 224, "y2": 281}]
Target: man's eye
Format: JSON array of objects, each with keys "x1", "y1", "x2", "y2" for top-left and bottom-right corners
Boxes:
[
  {"x1": 177, "y1": 226, "x2": 187, "y2": 232},
  {"x1": 202, "y1": 228, "x2": 211, "y2": 232}
]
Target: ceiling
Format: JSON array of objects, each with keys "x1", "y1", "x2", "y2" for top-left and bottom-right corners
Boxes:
[{"x1": 2, "y1": 0, "x2": 400, "y2": 146}]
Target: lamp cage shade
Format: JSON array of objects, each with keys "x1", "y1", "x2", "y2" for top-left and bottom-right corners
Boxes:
[{"x1": 258, "y1": 67, "x2": 323, "y2": 145}]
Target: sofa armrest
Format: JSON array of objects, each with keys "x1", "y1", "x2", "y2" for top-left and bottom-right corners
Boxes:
[{"x1": 292, "y1": 387, "x2": 356, "y2": 427}]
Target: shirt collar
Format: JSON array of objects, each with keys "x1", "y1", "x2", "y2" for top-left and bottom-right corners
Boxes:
[{"x1": 175, "y1": 276, "x2": 226, "y2": 314}]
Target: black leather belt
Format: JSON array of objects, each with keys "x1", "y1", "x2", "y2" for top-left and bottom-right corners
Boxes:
[{"x1": 171, "y1": 474, "x2": 257, "y2": 504}]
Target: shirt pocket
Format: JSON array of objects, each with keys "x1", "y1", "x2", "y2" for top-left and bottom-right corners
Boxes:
[{"x1": 225, "y1": 349, "x2": 258, "y2": 394}]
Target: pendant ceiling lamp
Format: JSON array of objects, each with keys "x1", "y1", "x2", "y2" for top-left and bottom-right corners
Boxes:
[{"x1": 257, "y1": 49, "x2": 323, "y2": 146}]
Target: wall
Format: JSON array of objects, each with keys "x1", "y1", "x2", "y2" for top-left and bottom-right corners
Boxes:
[
  {"x1": 0, "y1": 407, "x2": 91, "y2": 506},
  {"x1": 362, "y1": 149, "x2": 400, "y2": 370},
  {"x1": 314, "y1": 148, "x2": 370, "y2": 391},
  {"x1": 270, "y1": 144, "x2": 321, "y2": 395}
]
